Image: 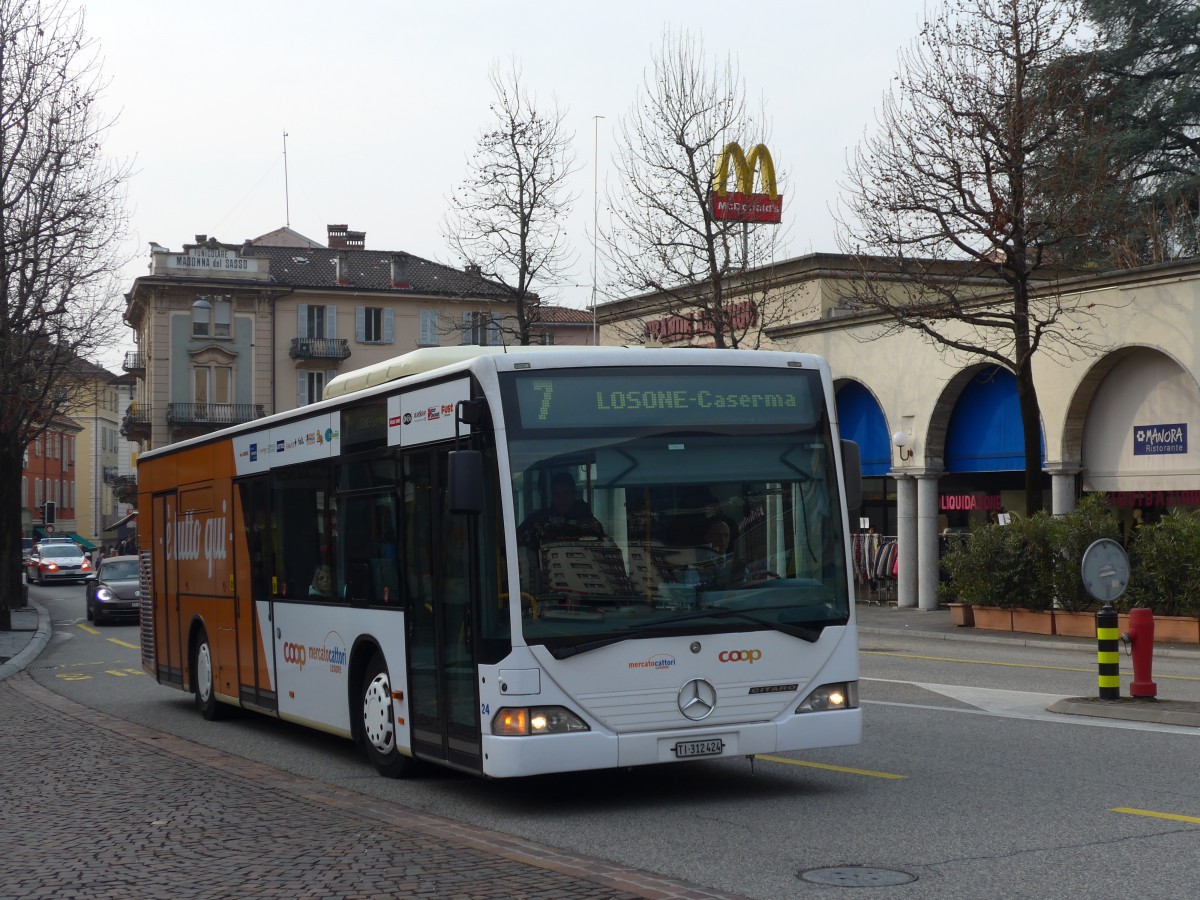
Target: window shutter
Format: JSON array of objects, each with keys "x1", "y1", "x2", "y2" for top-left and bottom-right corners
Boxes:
[
  {"x1": 488, "y1": 314, "x2": 501, "y2": 346},
  {"x1": 462, "y1": 312, "x2": 473, "y2": 345},
  {"x1": 420, "y1": 310, "x2": 438, "y2": 346},
  {"x1": 297, "y1": 304, "x2": 308, "y2": 338},
  {"x1": 356, "y1": 307, "x2": 365, "y2": 342},
  {"x1": 325, "y1": 306, "x2": 336, "y2": 339},
  {"x1": 297, "y1": 371, "x2": 307, "y2": 408},
  {"x1": 383, "y1": 308, "x2": 394, "y2": 343}
]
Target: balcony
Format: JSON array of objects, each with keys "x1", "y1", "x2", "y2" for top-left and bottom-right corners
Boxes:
[
  {"x1": 102, "y1": 466, "x2": 119, "y2": 484},
  {"x1": 121, "y1": 403, "x2": 152, "y2": 442},
  {"x1": 123, "y1": 351, "x2": 146, "y2": 374},
  {"x1": 289, "y1": 337, "x2": 351, "y2": 360},
  {"x1": 166, "y1": 402, "x2": 264, "y2": 427}
]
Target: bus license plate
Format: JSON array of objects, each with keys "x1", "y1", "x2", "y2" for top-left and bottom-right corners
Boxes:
[{"x1": 673, "y1": 738, "x2": 724, "y2": 758}]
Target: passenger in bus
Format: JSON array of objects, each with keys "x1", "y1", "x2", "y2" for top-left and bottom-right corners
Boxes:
[
  {"x1": 309, "y1": 564, "x2": 333, "y2": 597},
  {"x1": 517, "y1": 472, "x2": 603, "y2": 550}
]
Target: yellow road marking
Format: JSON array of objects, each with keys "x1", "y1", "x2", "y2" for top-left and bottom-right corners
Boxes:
[
  {"x1": 755, "y1": 754, "x2": 906, "y2": 780},
  {"x1": 1112, "y1": 807, "x2": 1200, "y2": 825},
  {"x1": 76, "y1": 624, "x2": 100, "y2": 635},
  {"x1": 107, "y1": 638, "x2": 139, "y2": 650},
  {"x1": 863, "y1": 649, "x2": 1200, "y2": 682}
]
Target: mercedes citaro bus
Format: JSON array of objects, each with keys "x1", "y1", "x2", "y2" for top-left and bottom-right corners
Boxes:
[{"x1": 136, "y1": 346, "x2": 862, "y2": 777}]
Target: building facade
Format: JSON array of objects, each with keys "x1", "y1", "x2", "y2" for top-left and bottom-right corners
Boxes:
[
  {"x1": 598, "y1": 254, "x2": 1200, "y2": 611},
  {"x1": 122, "y1": 225, "x2": 519, "y2": 452},
  {"x1": 22, "y1": 416, "x2": 84, "y2": 545}
]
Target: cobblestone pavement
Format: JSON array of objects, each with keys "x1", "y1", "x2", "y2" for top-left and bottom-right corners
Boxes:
[{"x1": 0, "y1": 675, "x2": 743, "y2": 900}]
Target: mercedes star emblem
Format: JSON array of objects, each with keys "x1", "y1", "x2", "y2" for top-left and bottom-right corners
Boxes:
[{"x1": 678, "y1": 678, "x2": 717, "y2": 720}]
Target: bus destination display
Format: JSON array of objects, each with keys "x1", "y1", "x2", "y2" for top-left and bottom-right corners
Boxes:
[{"x1": 510, "y1": 369, "x2": 817, "y2": 430}]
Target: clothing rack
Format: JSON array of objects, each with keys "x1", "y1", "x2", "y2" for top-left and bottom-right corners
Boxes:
[{"x1": 851, "y1": 532, "x2": 898, "y2": 606}]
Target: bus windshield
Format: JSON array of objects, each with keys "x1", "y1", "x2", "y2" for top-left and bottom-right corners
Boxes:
[{"x1": 502, "y1": 366, "x2": 850, "y2": 657}]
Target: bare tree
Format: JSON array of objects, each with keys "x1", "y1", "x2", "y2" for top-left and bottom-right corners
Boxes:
[
  {"x1": 835, "y1": 0, "x2": 1123, "y2": 515},
  {"x1": 603, "y1": 31, "x2": 801, "y2": 349},
  {"x1": 443, "y1": 62, "x2": 577, "y2": 346},
  {"x1": 1, "y1": 0, "x2": 129, "y2": 630}
]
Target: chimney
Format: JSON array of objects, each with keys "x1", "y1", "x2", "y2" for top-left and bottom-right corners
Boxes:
[
  {"x1": 390, "y1": 253, "x2": 411, "y2": 289},
  {"x1": 328, "y1": 224, "x2": 366, "y2": 250},
  {"x1": 464, "y1": 263, "x2": 482, "y2": 277}
]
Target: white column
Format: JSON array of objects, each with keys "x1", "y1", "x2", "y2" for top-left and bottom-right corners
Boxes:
[
  {"x1": 895, "y1": 475, "x2": 917, "y2": 608},
  {"x1": 1047, "y1": 463, "x2": 1081, "y2": 515},
  {"x1": 917, "y1": 472, "x2": 942, "y2": 611}
]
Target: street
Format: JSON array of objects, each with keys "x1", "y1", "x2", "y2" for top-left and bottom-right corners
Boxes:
[{"x1": 11, "y1": 581, "x2": 1200, "y2": 899}]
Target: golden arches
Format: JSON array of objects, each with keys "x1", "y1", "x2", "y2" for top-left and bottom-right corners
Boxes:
[{"x1": 711, "y1": 142, "x2": 779, "y2": 200}]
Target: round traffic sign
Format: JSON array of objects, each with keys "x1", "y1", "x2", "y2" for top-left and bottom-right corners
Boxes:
[
  {"x1": 45, "y1": 524, "x2": 55, "y2": 534},
  {"x1": 1080, "y1": 538, "x2": 1129, "y2": 603}
]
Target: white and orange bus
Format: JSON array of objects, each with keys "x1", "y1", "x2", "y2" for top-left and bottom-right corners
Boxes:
[{"x1": 137, "y1": 346, "x2": 862, "y2": 778}]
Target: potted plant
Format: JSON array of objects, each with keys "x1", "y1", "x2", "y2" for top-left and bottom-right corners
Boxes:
[
  {"x1": 1049, "y1": 495, "x2": 1121, "y2": 638},
  {"x1": 940, "y1": 521, "x2": 1019, "y2": 631},
  {"x1": 1123, "y1": 510, "x2": 1200, "y2": 643}
]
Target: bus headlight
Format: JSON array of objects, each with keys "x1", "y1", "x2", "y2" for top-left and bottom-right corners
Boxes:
[
  {"x1": 796, "y1": 682, "x2": 858, "y2": 713},
  {"x1": 492, "y1": 706, "x2": 591, "y2": 736}
]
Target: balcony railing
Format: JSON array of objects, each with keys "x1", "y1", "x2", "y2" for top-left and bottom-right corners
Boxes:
[
  {"x1": 120, "y1": 403, "x2": 152, "y2": 439},
  {"x1": 166, "y1": 402, "x2": 264, "y2": 426},
  {"x1": 289, "y1": 337, "x2": 351, "y2": 360},
  {"x1": 123, "y1": 351, "x2": 146, "y2": 372},
  {"x1": 102, "y1": 466, "x2": 119, "y2": 483}
]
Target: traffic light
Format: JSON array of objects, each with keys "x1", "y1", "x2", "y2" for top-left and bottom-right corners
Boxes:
[{"x1": 43, "y1": 500, "x2": 56, "y2": 525}]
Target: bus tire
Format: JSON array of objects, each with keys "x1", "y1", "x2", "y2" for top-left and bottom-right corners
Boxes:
[
  {"x1": 192, "y1": 627, "x2": 228, "y2": 721},
  {"x1": 360, "y1": 652, "x2": 410, "y2": 778}
]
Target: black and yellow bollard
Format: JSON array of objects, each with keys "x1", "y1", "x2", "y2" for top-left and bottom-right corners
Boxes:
[{"x1": 1097, "y1": 603, "x2": 1120, "y2": 699}]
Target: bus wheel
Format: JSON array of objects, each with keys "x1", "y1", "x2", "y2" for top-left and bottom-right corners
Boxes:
[
  {"x1": 192, "y1": 628, "x2": 228, "y2": 721},
  {"x1": 361, "y1": 653, "x2": 410, "y2": 778}
]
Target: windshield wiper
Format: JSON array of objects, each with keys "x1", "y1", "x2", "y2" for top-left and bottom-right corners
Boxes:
[
  {"x1": 629, "y1": 607, "x2": 823, "y2": 643},
  {"x1": 547, "y1": 628, "x2": 681, "y2": 660},
  {"x1": 545, "y1": 609, "x2": 826, "y2": 660}
]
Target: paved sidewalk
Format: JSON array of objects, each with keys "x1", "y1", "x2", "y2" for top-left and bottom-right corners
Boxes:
[
  {"x1": 0, "y1": 603, "x2": 50, "y2": 681},
  {"x1": 856, "y1": 602, "x2": 1200, "y2": 726},
  {"x1": 0, "y1": 673, "x2": 744, "y2": 900}
]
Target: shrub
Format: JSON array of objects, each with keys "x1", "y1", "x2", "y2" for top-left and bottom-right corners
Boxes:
[
  {"x1": 1050, "y1": 493, "x2": 1121, "y2": 612},
  {"x1": 1124, "y1": 509, "x2": 1200, "y2": 617},
  {"x1": 940, "y1": 495, "x2": 1121, "y2": 612}
]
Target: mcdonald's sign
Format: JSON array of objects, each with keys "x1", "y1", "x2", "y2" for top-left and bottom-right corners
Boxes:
[{"x1": 709, "y1": 142, "x2": 783, "y2": 224}]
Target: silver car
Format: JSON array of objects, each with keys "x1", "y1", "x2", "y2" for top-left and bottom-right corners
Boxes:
[{"x1": 25, "y1": 542, "x2": 93, "y2": 585}]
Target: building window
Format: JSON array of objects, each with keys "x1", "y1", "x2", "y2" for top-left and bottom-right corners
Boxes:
[
  {"x1": 193, "y1": 365, "x2": 233, "y2": 405},
  {"x1": 357, "y1": 306, "x2": 393, "y2": 344},
  {"x1": 22, "y1": 476, "x2": 27, "y2": 508},
  {"x1": 193, "y1": 296, "x2": 231, "y2": 338},
  {"x1": 297, "y1": 304, "x2": 335, "y2": 340},
  {"x1": 297, "y1": 369, "x2": 336, "y2": 407},
  {"x1": 462, "y1": 311, "x2": 501, "y2": 346},
  {"x1": 541, "y1": 330, "x2": 555, "y2": 345},
  {"x1": 192, "y1": 298, "x2": 211, "y2": 337},
  {"x1": 419, "y1": 309, "x2": 439, "y2": 347},
  {"x1": 35, "y1": 479, "x2": 42, "y2": 508}
]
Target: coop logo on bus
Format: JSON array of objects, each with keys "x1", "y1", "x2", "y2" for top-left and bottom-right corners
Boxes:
[
  {"x1": 164, "y1": 500, "x2": 228, "y2": 578},
  {"x1": 282, "y1": 632, "x2": 348, "y2": 674},
  {"x1": 718, "y1": 649, "x2": 762, "y2": 664},
  {"x1": 628, "y1": 653, "x2": 676, "y2": 672}
]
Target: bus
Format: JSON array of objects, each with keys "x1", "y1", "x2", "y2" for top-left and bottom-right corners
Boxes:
[{"x1": 136, "y1": 346, "x2": 862, "y2": 778}]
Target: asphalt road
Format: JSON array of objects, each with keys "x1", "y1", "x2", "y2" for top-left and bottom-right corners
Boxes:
[{"x1": 25, "y1": 583, "x2": 1200, "y2": 899}]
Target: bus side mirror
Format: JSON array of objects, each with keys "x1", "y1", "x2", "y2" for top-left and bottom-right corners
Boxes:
[
  {"x1": 840, "y1": 440, "x2": 862, "y2": 512},
  {"x1": 448, "y1": 449, "x2": 484, "y2": 515}
]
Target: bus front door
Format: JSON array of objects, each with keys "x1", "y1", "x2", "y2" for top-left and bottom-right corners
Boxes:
[{"x1": 405, "y1": 452, "x2": 482, "y2": 773}]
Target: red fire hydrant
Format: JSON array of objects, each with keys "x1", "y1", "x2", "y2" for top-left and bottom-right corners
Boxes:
[{"x1": 1123, "y1": 607, "x2": 1157, "y2": 699}]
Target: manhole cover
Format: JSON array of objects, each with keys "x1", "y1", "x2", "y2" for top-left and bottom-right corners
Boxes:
[{"x1": 799, "y1": 866, "x2": 917, "y2": 887}]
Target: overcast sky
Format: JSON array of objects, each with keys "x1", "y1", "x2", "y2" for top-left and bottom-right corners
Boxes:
[{"x1": 83, "y1": 0, "x2": 928, "y2": 365}]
